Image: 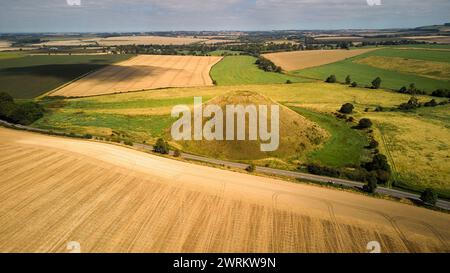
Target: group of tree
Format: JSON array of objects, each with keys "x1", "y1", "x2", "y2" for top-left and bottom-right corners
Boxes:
[
  {"x1": 398, "y1": 96, "x2": 446, "y2": 110},
  {"x1": 398, "y1": 83, "x2": 425, "y2": 95},
  {"x1": 431, "y1": 89, "x2": 450, "y2": 98},
  {"x1": 325, "y1": 75, "x2": 377, "y2": 89},
  {"x1": 255, "y1": 57, "x2": 282, "y2": 73},
  {"x1": 0, "y1": 92, "x2": 45, "y2": 125}
]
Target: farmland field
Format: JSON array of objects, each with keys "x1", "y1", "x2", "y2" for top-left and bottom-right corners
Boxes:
[
  {"x1": 0, "y1": 127, "x2": 449, "y2": 252},
  {"x1": 33, "y1": 35, "x2": 213, "y2": 47},
  {"x1": 263, "y1": 48, "x2": 377, "y2": 71},
  {"x1": 293, "y1": 48, "x2": 450, "y2": 92},
  {"x1": 210, "y1": 56, "x2": 307, "y2": 85},
  {"x1": 0, "y1": 54, "x2": 132, "y2": 99},
  {"x1": 51, "y1": 55, "x2": 222, "y2": 97},
  {"x1": 33, "y1": 82, "x2": 450, "y2": 197}
]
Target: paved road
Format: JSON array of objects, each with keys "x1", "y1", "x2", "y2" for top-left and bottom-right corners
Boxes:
[{"x1": 2, "y1": 120, "x2": 449, "y2": 211}]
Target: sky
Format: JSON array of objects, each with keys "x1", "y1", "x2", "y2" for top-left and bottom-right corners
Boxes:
[{"x1": 0, "y1": 0, "x2": 449, "y2": 32}]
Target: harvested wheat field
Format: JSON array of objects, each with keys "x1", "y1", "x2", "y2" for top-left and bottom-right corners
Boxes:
[
  {"x1": 51, "y1": 55, "x2": 222, "y2": 97},
  {"x1": 263, "y1": 48, "x2": 377, "y2": 71},
  {"x1": 0, "y1": 127, "x2": 449, "y2": 253}
]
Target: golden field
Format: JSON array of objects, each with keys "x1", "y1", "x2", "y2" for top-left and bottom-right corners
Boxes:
[
  {"x1": 356, "y1": 56, "x2": 450, "y2": 80},
  {"x1": 263, "y1": 48, "x2": 377, "y2": 71},
  {"x1": 0, "y1": 127, "x2": 449, "y2": 253},
  {"x1": 51, "y1": 55, "x2": 222, "y2": 97}
]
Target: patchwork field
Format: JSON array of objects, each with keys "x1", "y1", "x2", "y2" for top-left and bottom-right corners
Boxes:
[
  {"x1": 33, "y1": 83, "x2": 450, "y2": 197},
  {"x1": 32, "y1": 36, "x2": 228, "y2": 47},
  {"x1": 263, "y1": 48, "x2": 377, "y2": 71},
  {"x1": 51, "y1": 55, "x2": 222, "y2": 97},
  {"x1": 293, "y1": 48, "x2": 450, "y2": 92},
  {"x1": 0, "y1": 127, "x2": 449, "y2": 253},
  {"x1": 0, "y1": 53, "x2": 132, "y2": 99}
]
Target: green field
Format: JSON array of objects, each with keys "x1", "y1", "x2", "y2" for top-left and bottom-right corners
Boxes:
[
  {"x1": 210, "y1": 55, "x2": 308, "y2": 85},
  {"x1": 208, "y1": 50, "x2": 242, "y2": 56},
  {"x1": 293, "y1": 48, "x2": 450, "y2": 92},
  {"x1": 290, "y1": 106, "x2": 370, "y2": 168},
  {"x1": 0, "y1": 54, "x2": 132, "y2": 99}
]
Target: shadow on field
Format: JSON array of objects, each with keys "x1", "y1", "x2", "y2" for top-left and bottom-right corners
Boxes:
[{"x1": 1, "y1": 64, "x2": 174, "y2": 82}]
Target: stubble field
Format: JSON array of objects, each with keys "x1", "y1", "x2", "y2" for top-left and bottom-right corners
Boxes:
[
  {"x1": 52, "y1": 55, "x2": 222, "y2": 97},
  {"x1": 0, "y1": 127, "x2": 449, "y2": 253},
  {"x1": 263, "y1": 48, "x2": 377, "y2": 71}
]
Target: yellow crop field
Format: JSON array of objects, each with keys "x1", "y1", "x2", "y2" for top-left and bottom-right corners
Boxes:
[
  {"x1": 0, "y1": 127, "x2": 449, "y2": 253},
  {"x1": 356, "y1": 56, "x2": 450, "y2": 80},
  {"x1": 263, "y1": 48, "x2": 377, "y2": 71},
  {"x1": 51, "y1": 55, "x2": 223, "y2": 97}
]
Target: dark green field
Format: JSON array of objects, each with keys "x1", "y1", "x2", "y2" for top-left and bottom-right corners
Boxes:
[{"x1": 0, "y1": 54, "x2": 131, "y2": 99}]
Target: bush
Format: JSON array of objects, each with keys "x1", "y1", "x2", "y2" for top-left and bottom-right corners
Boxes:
[
  {"x1": 325, "y1": 75, "x2": 337, "y2": 83},
  {"x1": 368, "y1": 139, "x2": 379, "y2": 149},
  {"x1": 374, "y1": 106, "x2": 384, "y2": 112},
  {"x1": 420, "y1": 188, "x2": 438, "y2": 206},
  {"x1": 362, "y1": 154, "x2": 391, "y2": 173},
  {"x1": 154, "y1": 138, "x2": 169, "y2": 154},
  {"x1": 124, "y1": 140, "x2": 133, "y2": 146},
  {"x1": 174, "y1": 149, "x2": 181, "y2": 157},
  {"x1": 351, "y1": 82, "x2": 358, "y2": 88},
  {"x1": 358, "y1": 118, "x2": 373, "y2": 129},
  {"x1": 424, "y1": 99, "x2": 438, "y2": 107},
  {"x1": 246, "y1": 163, "x2": 256, "y2": 173},
  {"x1": 286, "y1": 80, "x2": 292, "y2": 84},
  {"x1": 84, "y1": 134, "x2": 93, "y2": 139},
  {"x1": 339, "y1": 103, "x2": 354, "y2": 114},
  {"x1": 345, "y1": 75, "x2": 352, "y2": 84},
  {"x1": 371, "y1": 77, "x2": 382, "y2": 89},
  {"x1": 399, "y1": 97, "x2": 421, "y2": 110},
  {"x1": 307, "y1": 164, "x2": 340, "y2": 178}
]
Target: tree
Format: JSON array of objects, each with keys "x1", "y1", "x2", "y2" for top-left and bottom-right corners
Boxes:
[
  {"x1": 154, "y1": 138, "x2": 169, "y2": 154},
  {"x1": 363, "y1": 175, "x2": 378, "y2": 194},
  {"x1": 371, "y1": 77, "x2": 382, "y2": 89},
  {"x1": 358, "y1": 118, "x2": 373, "y2": 129},
  {"x1": 363, "y1": 154, "x2": 391, "y2": 173},
  {"x1": 325, "y1": 75, "x2": 337, "y2": 83},
  {"x1": 339, "y1": 103, "x2": 354, "y2": 114},
  {"x1": 420, "y1": 188, "x2": 438, "y2": 206},
  {"x1": 345, "y1": 75, "x2": 352, "y2": 85}
]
